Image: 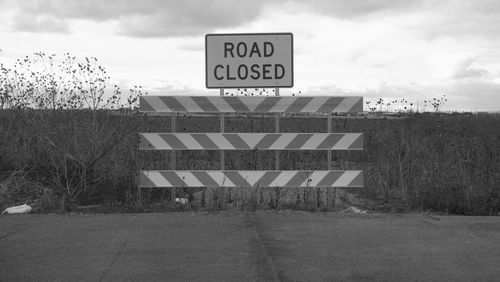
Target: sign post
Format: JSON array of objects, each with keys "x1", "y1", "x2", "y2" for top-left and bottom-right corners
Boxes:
[
  {"x1": 275, "y1": 88, "x2": 280, "y2": 171},
  {"x1": 171, "y1": 113, "x2": 176, "y2": 204},
  {"x1": 220, "y1": 88, "x2": 225, "y2": 208},
  {"x1": 327, "y1": 113, "x2": 332, "y2": 208},
  {"x1": 219, "y1": 88, "x2": 225, "y2": 170}
]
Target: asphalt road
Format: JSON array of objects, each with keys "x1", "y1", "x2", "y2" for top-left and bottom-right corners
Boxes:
[{"x1": 1, "y1": 211, "x2": 500, "y2": 281}]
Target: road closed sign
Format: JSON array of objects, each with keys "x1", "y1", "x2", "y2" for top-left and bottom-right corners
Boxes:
[{"x1": 205, "y1": 33, "x2": 293, "y2": 88}]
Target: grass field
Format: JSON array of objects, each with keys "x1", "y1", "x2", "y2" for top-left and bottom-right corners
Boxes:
[{"x1": 1, "y1": 211, "x2": 500, "y2": 281}]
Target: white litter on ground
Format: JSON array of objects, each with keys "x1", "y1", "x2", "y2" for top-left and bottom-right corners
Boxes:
[
  {"x1": 175, "y1": 198, "x2": 188, "y2": 204},
  {"x1": 343, "y1": 206, "x2": 367, "y2": 214},
  {"x1": 2, "y1": 204, "x2": 32, "y2": 214}
]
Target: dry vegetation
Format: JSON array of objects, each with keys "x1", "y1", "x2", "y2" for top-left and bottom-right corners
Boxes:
[
  {"x1": 1, "y1": 53, "x2": 499, "y2": 214},
  {"x1": 1, "y1": 110, "x2": 499, "y2": 214}
]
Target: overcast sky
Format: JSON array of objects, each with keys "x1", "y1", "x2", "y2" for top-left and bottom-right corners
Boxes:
[{"x1": 1, "y1": 0, "x2": 500, "y2": 111}]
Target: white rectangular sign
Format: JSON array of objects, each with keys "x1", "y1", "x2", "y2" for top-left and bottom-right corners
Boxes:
[{"x1": 205, "y1": 33, "x2": 293, "y2": 88}]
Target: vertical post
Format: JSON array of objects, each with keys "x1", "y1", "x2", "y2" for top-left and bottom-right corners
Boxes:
[
  {"x1": 220, "y1": 88, "x2": 225, "y2": 209},
  {"x1": 327, "y1": 112, "x2": 332, "y2": 209},
  {"x1": 327, "y1": 113, "x2": 332, "y2": 169},
  {"x1": 171, "y1": 112, "x2": 177, "y2": 204},
  {"x1": 275, "y1": 115, "x2": 279, "y2": 170},
  {"x1": 275, "y1": 88, "x2": 279, "y2": 170},
  {"x1": 275, "y1": 88, "x2": 280, "y2": 208},
  {"x1": 220, "y1": 89, "x2": 225, "y2": 170}
]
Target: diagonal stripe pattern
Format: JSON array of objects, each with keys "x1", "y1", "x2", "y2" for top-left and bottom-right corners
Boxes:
[
  {"x1": 139, "y1": 170, "x2": 363, "y2": 188},
  {"x1": 140, "y1": 133, "x2": 363, "y2": 150},
  {"x1": 140, "y1": 96, "x2": 363, "y2": 113}
]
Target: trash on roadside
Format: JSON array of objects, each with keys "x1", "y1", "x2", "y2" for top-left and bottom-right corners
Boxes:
[
  {"x1": 2, "y1": 204, "x2": 32, "y2": 214},
  {"x1": 175, "y1": 198, "x2": 188, "y2": 204},
  {"x1": 343, "y1": 206, "x2": 367, "y2": 214}
]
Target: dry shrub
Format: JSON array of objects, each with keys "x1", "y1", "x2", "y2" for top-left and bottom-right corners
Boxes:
[{"x1": 0, "y1": 168, "x2": 56, "y2": 212}]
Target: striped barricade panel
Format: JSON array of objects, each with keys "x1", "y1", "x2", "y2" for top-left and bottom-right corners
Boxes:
[
  {"x1": 140, "y1": 96, "x2": 363, "y2": 113},
  {"x1": 140, "y1": 170, "x2": 363, "y2": 188},
  {"x1": 140, "y1": 133, "x2": 363, "y2": 150}
]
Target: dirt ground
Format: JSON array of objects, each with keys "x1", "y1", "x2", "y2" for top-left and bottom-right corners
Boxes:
[{"x1": 1, "y1": 211, "x2": 500, "y2": 281}]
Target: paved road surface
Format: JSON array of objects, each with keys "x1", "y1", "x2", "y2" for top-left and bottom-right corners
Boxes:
[{"x1": 1, "y1": 211, "x2": 500, "y2": 281}]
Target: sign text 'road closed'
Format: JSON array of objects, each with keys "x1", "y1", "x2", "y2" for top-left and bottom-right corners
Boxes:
[{"x1": 206, "y1": 33, "x2": 293, "y2": 88}]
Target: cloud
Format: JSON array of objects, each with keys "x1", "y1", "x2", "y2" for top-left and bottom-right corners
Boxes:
[
  {"x1": 11, "y1": 0, "x2": 265, "y2": 37},
  {"x1": 425, "y1": 53, "x2": 492, "y2": 81},
  {"x1": 452, "y1": 57, "x2": 489, "y2": 80},
  {"x1": 8, "y1": 0, "x2": 500, "y2": 41},
  {"x1": 177, "y1": 40, "x2": 205, "y2": 52},
  {"x1": 448, "y1": 80, "x2": 500, "y2": 101},
  {"x1": 12, "y1": 12, "x2": 69, "y2": 33},
  {"x1": 277, "y1": 0, "x2": 500, "y2": 40},
  {"x1": 405, "y1": 1, "x2": 500, "y2": 40},
  {"x1": 291, "y1": 0, "x2": 424, "y2": 18}
]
